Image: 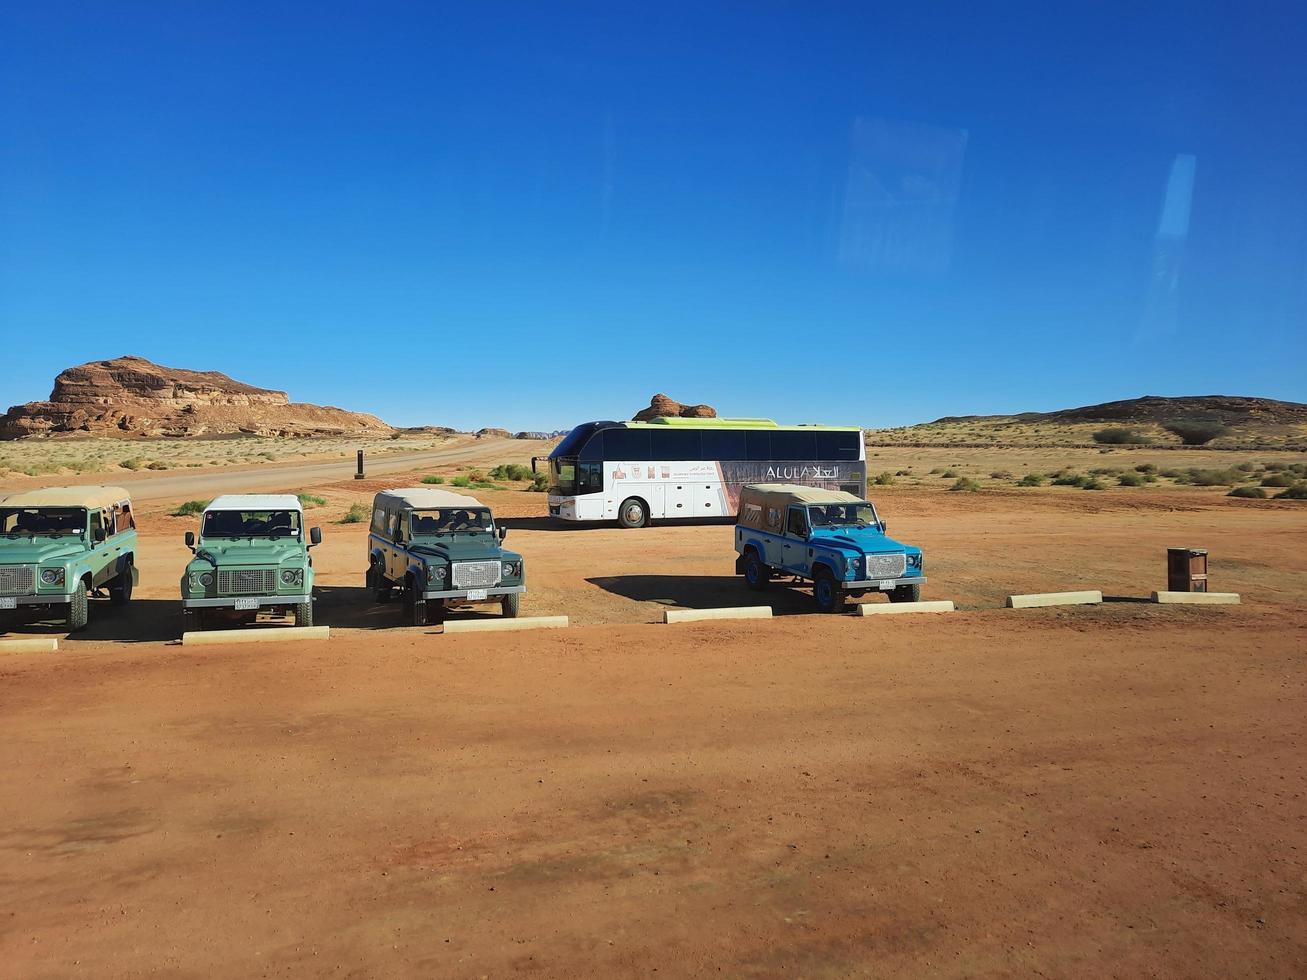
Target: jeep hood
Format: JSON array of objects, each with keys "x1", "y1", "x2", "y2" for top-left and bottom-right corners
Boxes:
[
  {"x1": 809, "y1": 527, "x2": 917, "y2": 555},
  {"x1": 0, "y1": 537, "x2": 90, "y2": 565},
  {"x1": 191, "y1": 539, "x2": 305, "y2": 569},
  {"x1": 410, "y1": 536, "x2": 517, "y2": 564}
]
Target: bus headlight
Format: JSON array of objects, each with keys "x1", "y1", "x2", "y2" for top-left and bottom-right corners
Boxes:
[{"x1": 41, "y1": 567, "x2": 65, "y2": 586}]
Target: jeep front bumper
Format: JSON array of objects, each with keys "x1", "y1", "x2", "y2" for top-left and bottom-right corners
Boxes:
[
  {"x1": 421, "y1": 585, "x2": 525, "y2": 601},
  {"x1": 181, "y1": 594, "x2": 312, "y2": 609},
  {"x1": 842, "y1": 576, "x2": 927, "y2": 591},
  {"x1": 0, "y1": 592, "x2": 75, "y2": 607}
]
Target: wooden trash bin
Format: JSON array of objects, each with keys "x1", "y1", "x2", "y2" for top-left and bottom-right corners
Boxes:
[{"x1": 1167, "y1": 548, "x2": 1208, "y2": 593}]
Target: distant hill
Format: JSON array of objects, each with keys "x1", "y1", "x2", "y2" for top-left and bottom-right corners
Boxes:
[
  {"x1": 1, "y1": 356, "x2": 394, "y2": 439},
  {"x1": 874, "y1": 395, "x2": 1307, "y2": 450}
]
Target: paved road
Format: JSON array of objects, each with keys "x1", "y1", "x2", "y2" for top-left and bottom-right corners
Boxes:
[{"x1": 76, "y1": 437, "x2": 545, "y2": 503}]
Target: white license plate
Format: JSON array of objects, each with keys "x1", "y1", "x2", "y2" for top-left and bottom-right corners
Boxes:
[
  {"x1": 465, "y1": 589, "x2": 488, "y2": 601},
  {"x1": 234, "y1": 597, "x2": 259, "y2": 610},
  {"x1": 0, "y1": 597, "x2": 16, "y2": 610},
  {"x1": 877, "y1": 580, "x2": 895, "y2": 589}
]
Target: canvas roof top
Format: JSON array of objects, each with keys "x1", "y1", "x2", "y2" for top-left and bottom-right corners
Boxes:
[
  {"x1": 205, "y1": 494, "x2": 303, "y2": 513},
  {"x1": 740, "y1": 483, "x2": 866, "y2": 508},
  {"x1": 374, "y1": 487, "x2": 487, "y2": 510},
  {"x1": 0, "y1": 485, "x2": 132, "y2": 510}
]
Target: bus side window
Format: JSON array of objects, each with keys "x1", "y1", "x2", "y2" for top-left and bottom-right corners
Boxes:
[
  {"x1": 701, "y1": 430, "x2": 746, "y2": 460},
  {"x1": 746, "y1": 431, "x2": 771, "y2": 461}
]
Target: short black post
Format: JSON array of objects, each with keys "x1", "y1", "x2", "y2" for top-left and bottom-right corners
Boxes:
[{"x1": 354, "y1": 449, "x2": 365, "y2": 480}]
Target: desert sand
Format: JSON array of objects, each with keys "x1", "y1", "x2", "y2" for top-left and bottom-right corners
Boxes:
[{"x1": 1, "y1": 439, "x2": 1305, "y2": 976}]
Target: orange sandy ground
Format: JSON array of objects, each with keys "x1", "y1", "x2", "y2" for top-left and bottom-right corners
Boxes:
[{"x1": 1, "y1": 474, "x2": 1304, "y2": 976}]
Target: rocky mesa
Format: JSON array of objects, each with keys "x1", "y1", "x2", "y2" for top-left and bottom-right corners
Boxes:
[
  {"x1": 632, "y1": 393, "x2": 717, "y2": 422},
  {"x1": 1, "y1": 356, "x2": 394, "y2": 439}
]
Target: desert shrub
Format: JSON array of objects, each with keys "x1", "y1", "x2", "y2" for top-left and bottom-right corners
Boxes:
[
  {"x1": 529, "y1": 473, "x2": 548, "y2": 492},
  {"x1": 1235, "y1": 461, "x2": 1259, "y2": 472},
  {"x1": 1080, "y1": 477, "x2": 1105, "y2": 490},
  {"x1": 1260, "y1": 473, "x2": 1296, "y2": 488},
  {"x1": 928, "y1": 467, "x2": 945, "y2": 475},
  {"x1": 297, "y1": 493, "x2": 327, "y2": 508},
  {"x1": 941, "y1": 469, "x2": 959, "y2": 479},
  {"x1": 1228, "y1": 486, "x2": 1266, "y2": 499},
  {"x1": 1163, "y1": 420, "x2": 1230, "y2": 445},
  {"x1": 989, "y1": 470, "x2": 1013, "y2": 480},
  {"x1": 389, "y1": 432, "x2": 402, "y2": 440},
  {"x1": 1018, "y1": 473, "x2": 1046, "y2": 487},
  {"x1": 420, "y1": 475, "x2": 445, "y2": 485},
  {"x1": 120, "y1": 457, "x2": 144, "y2": 471},
  {"x1": 450, "y1": 475, "x2": 472, "y2": 487},
  {"x1": 172, "y1": 499, "x2": 210, "y2": 517},
  {"x1": 1186, "y1": 468, "x2": 1241, "y2": 487},
  {"x1": 1134, "y1": 463, "x2": 1158, "y2": 474},
  {"x1": 874, "y1": 471, "x2": 895, "y2": 486},
  {"x1": 1090, "y1": 467, "x2": 1123, "y2": 476},
  {"x1": 1052, "y1": 473, "x2": 1084, "y2": 487},
  {"x1": 949, "y1": 477, "x2": 981, "y2": 492},
  {"x1": 1276, "y1": 484, "x2": 1307, "y2": 500},
  {"x1": 1118, "y1": 472, "x2": 1146, "y2": 487},
  {"x1": 146, "y1": 461, "x2": 168, "y2": 470},
  {"x1": 1261, "y1": 460, "x2": 1289, "y2": 471},
  {"x1": 489, "y1": 463, "x2": 533, "y2": 482},
  {"x1": 895, "y1": 469, "x2": 911, "y2": 476},
  {"x1": 339, "y1": 502, "x2": 369, "y2": 523},
  {"x1": 1093, "y1": 427, "x2": 1151, "y2": 445},
  {"x1": 1291, "y1": 463, "x2": 1307, "y2": 476}
]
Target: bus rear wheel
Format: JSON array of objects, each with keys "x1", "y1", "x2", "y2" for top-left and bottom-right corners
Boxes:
[{"x1": 617, "y1": 497, "x2": 648, "y2": 529}]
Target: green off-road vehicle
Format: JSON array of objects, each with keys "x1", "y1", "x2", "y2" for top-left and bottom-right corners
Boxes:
[
  {"x1": 181, "y1": 494, "x2": 321, "y2": 632},
  {"x1": 0, "y1": 485, "x2": 139, "y2": 631},
  {"x1": 367, "y1": 488, "x2": 524, "y2": 626}
]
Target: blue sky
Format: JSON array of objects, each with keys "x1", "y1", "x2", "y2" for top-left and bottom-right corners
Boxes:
[{"x1": 2, "y1": 1, "x2": 1304, "y2": 431}]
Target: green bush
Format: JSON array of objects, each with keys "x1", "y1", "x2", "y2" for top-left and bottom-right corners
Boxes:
[
  {"x1": 173, "y1": 499, "x2": 210, "y2": 517},
  {"x1": 1259, "y1": 473, "x2": 1295, "y2": 487},
  {"x1": 948, "y1": 477, "x2": 981, "y2": 492},
  {"x1": 529, "y1": 473, "x2": 549, "y2": 492},
  {"x1": 146, "y1": 461, "x2": 168, "y2": 470},
  {"x1": 1159, "y1": 468, "x2": 1185, "y2": 480},
  {"x1": 1228, "y1": 486, "x2": 1267, "y2": 499},
  {"x1": 1185, "y1": 469, "x2": 1241, "y2": 487},
  {"x1": 1080, "y1": 477, "x2": 1106, "y2": 490},
  {"x1": 450, "y1": 475, "x2": 472, "y2": 487},
  {"x1": 1093, "y1": 427, "x2": 1151, "y2": 445},
  {"x1": 1276, "y1": 484, "x2": 1307, "y2": 500},
  {"x1": 1018, "y1": 473, "x2": 1045, "y2": 487},
  {"x1": 120, "y1": 457, "x2": 144, "y2": 471},
  {"x1": 989, "y1": 470, "x2": 1013, "y2": 480},
  {"x1": 389, "y1": 432, "x2": 402, "y2": 440},
  {"x1": 489, "y1": 463, "x2": 534, "y2": 482},
  {"x1": 1051, "y1": 473, "x2": 1084, "y2": 487},
  {"x1": 1163, "y1": 420, "x2": 1230, "y2": 445},
  {"x1": 1134, "y1": 463, "x2": 1158, "y2": 474},
  {"x1": 874, "y1": 471, "x2": 895, "y2": 486},
  {"x1": 339, "y1": 502, "x2": 369, "y2": 523},
  {"x1": 941, "y1": 469, "x2": 959, "y2": 479},
  {"x1": 1235, "y1": 461, "x2": 1259, "y2": 472},
  {"x1": 1118, "y1": 472, "x2": 1146, "y2": 487},
  {"x1": 297, "y1": 493, "x2": 327, "y2": 508},
  {"x1": 420, "y1": 475, "x2": 445, "y2": 485}
]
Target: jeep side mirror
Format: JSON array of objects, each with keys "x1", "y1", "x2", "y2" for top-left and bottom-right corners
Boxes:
[
  {"x1": 309, "y1": 526, "x2": 322, "y2": 547},
  {"x1": 184, "y1": 531, "x2": 196, "y2": 550},
  {"x1": 498, "y1": 526, "x2": 508, "y2": 541},
  {"x1": 93, "y1": 526, "x2": 107, "y2": 543},
  {"x1": 881, "y1": 521, "x2": 888, "y2": 534}
]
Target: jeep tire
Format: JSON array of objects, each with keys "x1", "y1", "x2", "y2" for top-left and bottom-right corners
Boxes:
[
  {"x1": 109, "y1": 560, "x2": 133, "y2": 606},
  {"x1": 812, "y1": 568, "x2": 846, "y2": 614},
  {"x1": 501, "y1": 592, "x2": 520, "y2": 618},
  {"x1": 617, "y1": 497, "x2": 648, "y2": 529},
  {"x1": 67, "y1": 584, "x2": 89, "y2": 632},
  {"x1": 369, "y1": 562, "x2": 391, "y2": 603},
  {"x1": 405, "y1": 580, "x2": 427, "y2": 626},
  {"x1": 294, "y1": 600, "x2": 313, "y2": 628},
  {"x1": 889, "y1": 583, "x2": 921, "y2": 604},
  {"x1": 743, "y1": 551, "x2": 770, "y2": 591}
]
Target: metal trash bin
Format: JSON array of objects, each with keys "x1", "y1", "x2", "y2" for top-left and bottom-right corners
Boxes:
[{"x1": 1167, "y1": 548, "x2": 1208, "y2": 593}]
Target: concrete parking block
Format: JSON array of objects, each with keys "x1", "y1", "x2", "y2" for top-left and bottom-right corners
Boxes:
[
  {"x1": 1006, "y1": 591, "x2": 1103, "y2": 609},
  {"x1": 663, "y1": 606, "x2": 772, "y2": 624},
  {"x1": 183, "y1": 626, "x2": 330, "y2": 646},
  {"x1": 443, "y1": 616, "x2": 569, "y2": 634},
  {"x1": 856, "y1": 600, "x2": 955, "y2": 616},
  {"x1": 0, "y1": 637, "x2": 59, "y2": 653},
  {"x1": 1152, "y1": 591, "x2": 1240, "y2": 605}
]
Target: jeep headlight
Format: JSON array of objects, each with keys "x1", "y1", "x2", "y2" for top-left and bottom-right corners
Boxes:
[
  {"x1": 427, "y1": 565, "x2": 443, "y2": 583},
  {"x1": 41, "y1": 567, "x2": 66, "y2": 586},
  {"x1": 502, "y1": 561, "x2": 519, "y2": 578},
  {"x1": 908, "y1": 553, "x2": 923, "y2": 570},
  {"x1": 280, "y1": 568, "x2": 303, "y2": 586}
]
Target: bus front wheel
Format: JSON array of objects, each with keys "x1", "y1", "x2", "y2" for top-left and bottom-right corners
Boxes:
[{"x1": 617, "y1": 498, "x2": 648, "y2": 529}]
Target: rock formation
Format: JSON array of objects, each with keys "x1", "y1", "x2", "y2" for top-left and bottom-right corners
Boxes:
[
  {"x1": 632, "y1": 394, "x2": 717, "y2": 422},
  {"x1": 475, "y1": 427, "x2": 512, "y2": 439},
  {"x1": 1, "y1": 356, "x2": 393, "y2": 439}
]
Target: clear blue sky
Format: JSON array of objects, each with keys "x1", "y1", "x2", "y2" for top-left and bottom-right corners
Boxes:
[{"x1": 2, "y1": 1, "x2": 1304, "y2": 431}]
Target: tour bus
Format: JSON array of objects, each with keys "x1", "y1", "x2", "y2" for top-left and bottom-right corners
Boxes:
[{"x1": 534, "y1": 418, "x2": 867, "y2": 527}]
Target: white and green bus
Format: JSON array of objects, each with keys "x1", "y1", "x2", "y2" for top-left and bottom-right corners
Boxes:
[{"x1": 535, "y1": 418, "x2": 866, "y2": 528}]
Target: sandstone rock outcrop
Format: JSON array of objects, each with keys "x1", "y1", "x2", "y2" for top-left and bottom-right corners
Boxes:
[
  {"x1": 632, "y1": 394, "x2": 717, "y2": 422},
  {"x1": 475, "y1": 427, "x2": 512, "y2": 439},
  {"x1": 1, "y1": 356, "x2": 394, "y2": 439}
]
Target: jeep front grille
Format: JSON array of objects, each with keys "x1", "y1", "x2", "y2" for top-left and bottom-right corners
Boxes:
[
  {"x1": 451, "y1": 560, "x2": 502, "y2": 589},
  {"x1": 217, "y1": 568, "x2": 276, "y2": 595},
  {"x1": 866, "y1": 553, "x2": 907, "y2": 579},
  {"x1": 0, "y1": 564, "x2": 35, "y2": 596}
]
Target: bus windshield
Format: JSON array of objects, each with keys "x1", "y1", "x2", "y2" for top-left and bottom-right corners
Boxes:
[
  {"x1": 202, "y1": 510, "x2": 301, "y2": 538},
  {"x1": 550, "y1": 458, "x2": 577, "y2": 496},
  {"x1": 410, "y1": 508, "x2": 493, "y2": 535},
  {"x1": 0, "y1": 507, "x2": 86, "y2": 537}
]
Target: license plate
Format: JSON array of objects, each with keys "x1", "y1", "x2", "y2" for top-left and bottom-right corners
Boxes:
[
  {"x1": 466, "y1": 589, "x2": 488, "y2": 601},
  {"x1": 877, "y1": 580, "x2": 895, "y2": 589},
  {"x1": 234, "y1": 597, "x2": 259, "y2": 611},
  {"x1": 0, "y1": 597, "x2": 15, "y2": 610}
]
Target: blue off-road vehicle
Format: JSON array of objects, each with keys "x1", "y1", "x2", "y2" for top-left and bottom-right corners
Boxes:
[{"x1": 734, "y1": 484, "x2": 925, "y2": 613}]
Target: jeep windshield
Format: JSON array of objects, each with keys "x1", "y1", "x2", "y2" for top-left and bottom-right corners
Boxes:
[
  {"x1": 201, "y1": 510, "x2": 302, "y2": 539},
  {"x1": 0, "y1": 507, "x2": 86, "y2": 537},
  {"x1": 808, "y1": 503, "x2": 880, "y2": 528},
  {"x1": 409, "y1": 508, "x2": 493, "y2": 536}
]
